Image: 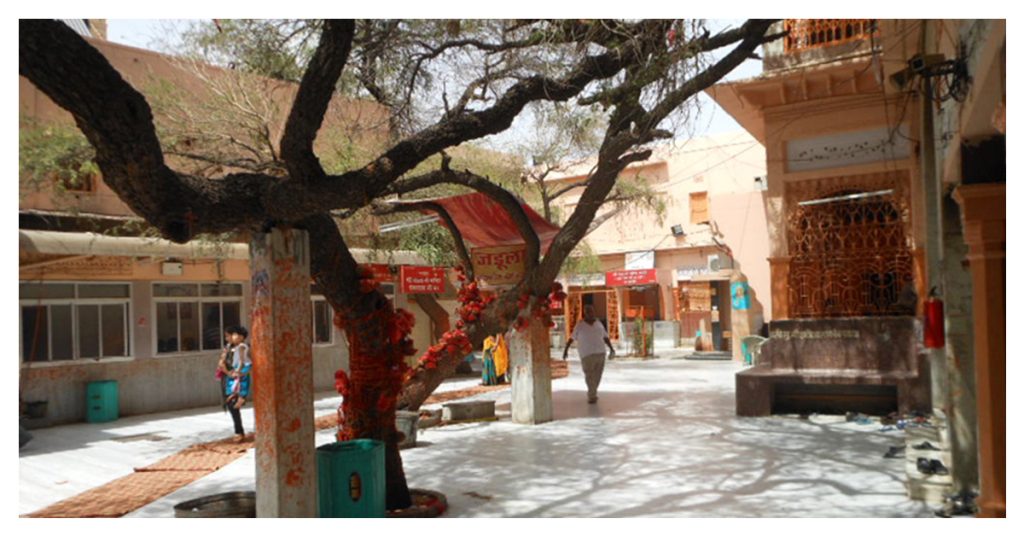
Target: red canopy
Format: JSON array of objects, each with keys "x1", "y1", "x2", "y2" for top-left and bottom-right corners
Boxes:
[{"x1": 427, "y1": 192, "x2": 560, "y2": 249}]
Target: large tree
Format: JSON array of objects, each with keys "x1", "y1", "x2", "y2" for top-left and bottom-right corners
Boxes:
[{"x1": 20, "y1": 18, "x2": 778, "y2": 509}]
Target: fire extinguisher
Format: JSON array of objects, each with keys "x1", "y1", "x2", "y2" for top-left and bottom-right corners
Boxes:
[{"x1": 924, "y1": 287, "x2": 945, "y2": 349}]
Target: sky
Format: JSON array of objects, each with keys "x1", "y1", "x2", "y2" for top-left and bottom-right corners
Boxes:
[{"x1": 105, "y1": 19, "x2": 759, "y2": 141}]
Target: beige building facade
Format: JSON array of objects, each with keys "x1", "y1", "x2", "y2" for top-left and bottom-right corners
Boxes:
[{"x1": 549, "y1": 131, "x2": 771, "y2": 359}]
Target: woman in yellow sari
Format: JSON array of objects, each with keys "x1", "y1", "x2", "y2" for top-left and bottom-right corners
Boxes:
[{"x1": 494, "y1": 333, "x2": 509, "y2": 383}]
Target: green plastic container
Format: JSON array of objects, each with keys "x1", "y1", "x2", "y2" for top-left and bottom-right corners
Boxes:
[
  {"x1": 86, "y1": 380, "x2": 119, "y2": 423},
  {"x1": 316, "y1": 439, "x2": 385, "y2": 518}
]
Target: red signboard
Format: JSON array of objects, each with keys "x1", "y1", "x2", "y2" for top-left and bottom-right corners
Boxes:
[
  {"x1": 606, "y1": 269, "x2": 658, "y2": 287},
  {"x1": 400, "y1": 265, "x2": 447, "y2": 294},
  {"x1": 361, "y1": 263, "x2": 395, "y2": 282}
]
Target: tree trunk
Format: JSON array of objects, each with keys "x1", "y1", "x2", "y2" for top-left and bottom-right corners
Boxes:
[{"x1": 339, "y1": 313, "x2": 412, "y2": 510}]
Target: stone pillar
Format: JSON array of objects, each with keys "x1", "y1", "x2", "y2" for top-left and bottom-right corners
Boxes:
[
  {"x1": 250, "y1": 229, "x2": 316, "y2": 518},
  {"x1": 509, "y1": 318, "x2": 552, "y2": 425},
  {"x1": 953, "y1": 184, "x2": 1005, "y2": 518},
  {"x1": 767, "y1": 256, "x2": 791, "y2": 320}
]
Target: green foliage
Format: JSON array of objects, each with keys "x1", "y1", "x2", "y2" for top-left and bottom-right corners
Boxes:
[
  {"x1": 396, "y1": 221, "x2": 458, "y2": 267},
  {"x1": 19, "y1": 118, "x2": 98, "y2": 201},
  {"x1": 630, "y1": 315, "x2": 654, "y2": 357},
  {"x1": 608, "y1": 171, "x2": 668, "y2": 225},
  {"x1": 559, "y1": 241, "x2": 602, "y2": 279}
]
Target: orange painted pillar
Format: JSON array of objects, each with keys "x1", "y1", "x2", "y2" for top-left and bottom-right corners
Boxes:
[
  {"x1": 953, "y1": 184, "x2": 1005, "y2": 518},
  {"x1": 250, "y1": 228, "x2": 316, "y2": 517}
]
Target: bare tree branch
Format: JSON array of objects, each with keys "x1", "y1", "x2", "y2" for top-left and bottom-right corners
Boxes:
[{"x1": 280, "y1": 20, "x2": 356, "y2": 180}]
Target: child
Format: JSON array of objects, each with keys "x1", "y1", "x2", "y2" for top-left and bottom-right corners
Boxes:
[{"x1": 222, "y1": 326, "x2": 252, "y2": 440}]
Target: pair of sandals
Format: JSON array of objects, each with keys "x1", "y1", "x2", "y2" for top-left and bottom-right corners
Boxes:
[{"x1": 917, "y1": 457, "x2": 949, "y2": 475}]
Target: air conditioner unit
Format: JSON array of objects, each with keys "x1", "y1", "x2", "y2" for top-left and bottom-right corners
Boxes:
[{"x1": 708, "y1": 254, "x2": 730, "y2": 272}]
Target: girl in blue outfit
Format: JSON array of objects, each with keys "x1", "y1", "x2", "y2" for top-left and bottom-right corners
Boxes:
[{"x1": 217, "y1": 326, "x2": 252, "y2": 440}]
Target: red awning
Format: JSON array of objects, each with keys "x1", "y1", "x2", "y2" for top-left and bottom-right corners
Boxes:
[{"x1": 424, "y1": 192, "x2": 561, "y2": 249}]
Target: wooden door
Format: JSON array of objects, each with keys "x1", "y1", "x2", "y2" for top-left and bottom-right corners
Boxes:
[{"x1": 606, "y1": 290, "x2": 619, "y2": 341}]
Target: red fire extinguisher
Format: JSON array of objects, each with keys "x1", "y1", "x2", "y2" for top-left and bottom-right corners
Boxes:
[{"x1": 924, "y1": 287, "x2": 945, "y2": 349}]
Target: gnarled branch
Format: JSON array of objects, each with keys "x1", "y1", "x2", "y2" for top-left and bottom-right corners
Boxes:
[{"x1": 280, "y1": 19, "x2": 356, "y2": 180}]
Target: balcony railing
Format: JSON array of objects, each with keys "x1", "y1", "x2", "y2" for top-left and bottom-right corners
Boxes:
[{"x1": 784, "y1": 19, "x2": 877, "y2": 53}]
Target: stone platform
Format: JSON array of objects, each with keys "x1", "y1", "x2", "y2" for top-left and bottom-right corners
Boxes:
[{"x1": 736, "y1": 317, "x2": 931, "y2": 416}]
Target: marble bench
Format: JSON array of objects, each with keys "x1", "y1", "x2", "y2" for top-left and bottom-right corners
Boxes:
[{"x1": 735, "y1": 317, "x2": 931, "y2": 416}]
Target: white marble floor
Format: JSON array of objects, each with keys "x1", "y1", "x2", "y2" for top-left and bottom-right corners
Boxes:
[{"x1": 22, "y1": 358, "x2": 933, "y2": 518}]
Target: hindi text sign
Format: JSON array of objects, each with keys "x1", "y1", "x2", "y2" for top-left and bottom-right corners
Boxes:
[
  {"x1": 400, "y1": 266, "x2": 446, "y2": 294},
  {"x1": 471, "y1": 245, "x2": 526, "y2": 287},
  {"x1": 606, "y1": 269, "x2": 657, "y2": 287}
]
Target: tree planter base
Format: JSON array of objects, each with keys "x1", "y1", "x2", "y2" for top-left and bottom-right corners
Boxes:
[{"x1": 386, "y1": 489, "x2": 447, "y2": 518}]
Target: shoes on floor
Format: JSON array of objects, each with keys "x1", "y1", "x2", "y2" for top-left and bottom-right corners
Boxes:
[
  {"x1": 912, "y1": 441, "x2": 941, "y2": 451},
  {"x1": 916, "y1": 457, "x2": 949, "y2": 476},
  {"x1": 883, "y1": 445, "x2": 905, "y2": 458}
]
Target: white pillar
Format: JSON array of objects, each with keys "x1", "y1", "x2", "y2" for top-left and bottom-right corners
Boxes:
[{"x1": 509, "y1": 318, "x2": 552, "y2": 425}]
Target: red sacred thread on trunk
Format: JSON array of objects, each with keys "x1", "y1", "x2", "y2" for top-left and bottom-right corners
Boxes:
[{"x1": 333, "y1": 267, "x2": 417, "y2": 442}]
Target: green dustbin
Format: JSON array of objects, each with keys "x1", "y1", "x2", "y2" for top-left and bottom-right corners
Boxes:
[
  {"x1": 86, "y1": 380, "x2": 119, "y2": 423},
  {"x1": 317, "y1": 439, "x2": 385, "y2": 518}
]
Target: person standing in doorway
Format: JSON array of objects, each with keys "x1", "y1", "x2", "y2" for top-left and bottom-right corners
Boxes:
[{"x1": 562, "y1": 304, "x2": 616, "y2": 403}]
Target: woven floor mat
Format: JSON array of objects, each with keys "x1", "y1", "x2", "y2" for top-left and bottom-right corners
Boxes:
[{"x1": 25, "y1": 470, "x2": 207, "y2": 518}]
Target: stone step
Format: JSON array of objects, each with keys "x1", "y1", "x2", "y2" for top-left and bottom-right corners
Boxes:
[
  {"x1": 442, "y1": 400, "x2": 496, "y2": 422},
  {"x1": 907, "y1": 475, "x2": 953, "y2": 503}
]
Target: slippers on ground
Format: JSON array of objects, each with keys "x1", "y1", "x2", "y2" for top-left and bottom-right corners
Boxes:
[
  {"x1": 883, "y1": 445, "x2": 905, "y2": 458},
  {"x1": 912, "y1": 441, "x2": 941, "y2": 451},
  {"x1": 916, "y1": 457, "x2": 949, "y2": 476}
]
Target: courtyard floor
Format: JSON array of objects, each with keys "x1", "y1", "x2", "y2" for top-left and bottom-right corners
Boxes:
[{"x1": 20, "y1": 356, "x2": 934, "y2": 517}]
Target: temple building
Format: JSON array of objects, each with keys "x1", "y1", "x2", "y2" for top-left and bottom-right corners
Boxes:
[{"x1": 707, "y1": 19, "x2": 1004, "y2": 517}]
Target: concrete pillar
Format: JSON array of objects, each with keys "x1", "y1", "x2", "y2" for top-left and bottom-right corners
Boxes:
[
  {"x1": 249, "y1": 229, "x2": 316, "y2": 518},
  {"x1": 920, "y1": 73, "x2": 949, "y2": 413},
  {"x1": 510, "y1": 317, "x2": 552, "y2": 425},
  {"x1": 940, "y1": 193, "x2": 979, "y2": 495},
  {"x1": 953, "y1": 184, "x2": 1005, "y2": 518}
]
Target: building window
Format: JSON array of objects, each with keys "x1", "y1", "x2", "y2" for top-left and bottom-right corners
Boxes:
[
  {"x1": 311, "y1": 297, "x2": 333, "y2": 345},
  {"x1": 19, "y1": 282, "x2": 130, "y2": 362},
  {"x1": 154, "y1": 283, "x2": 242, "y2": 354},
  {"x1": 689, "y1": 191, "x2": 709, "y2": 224}
]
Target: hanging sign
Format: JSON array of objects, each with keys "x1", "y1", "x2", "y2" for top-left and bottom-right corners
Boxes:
[
  {"x1": 471, "y1": 245, "x2": 526, "y2": 287},
  {"x1": 606, "y1": 268, "x2": 657, "y2": 287},
  {"x1": 625, "y1": 250, "x2": 655, "y2": 270},
  {"x1": 399, "y1": 265, "x2": 446, "y2": 294}
]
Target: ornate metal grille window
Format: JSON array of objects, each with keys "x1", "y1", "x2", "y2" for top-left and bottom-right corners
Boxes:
[
  {"x1": 786, "y1": 172, "x2": 915, "y2": 318},
  {"x1": 784, "y1": 19, "x2": 877, "y2": 53}
]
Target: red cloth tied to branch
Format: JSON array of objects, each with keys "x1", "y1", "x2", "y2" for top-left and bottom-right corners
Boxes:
[{"x1": 420, "y1": 192, "x2": 560, "y2": 248}]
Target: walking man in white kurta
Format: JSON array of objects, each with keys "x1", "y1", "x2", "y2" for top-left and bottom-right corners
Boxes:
[{"x1": 562, "y1": 304, "x2": 616, "y2": 403}]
